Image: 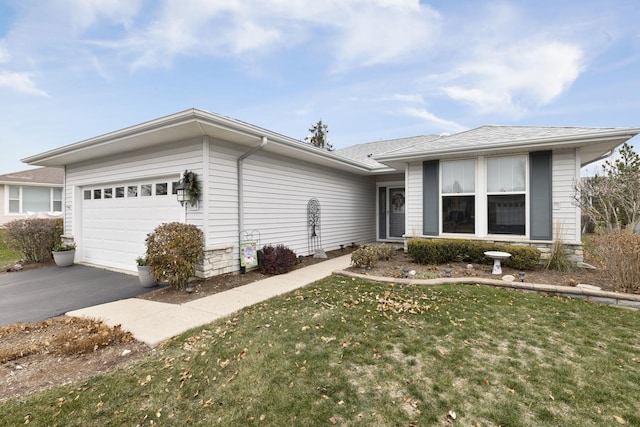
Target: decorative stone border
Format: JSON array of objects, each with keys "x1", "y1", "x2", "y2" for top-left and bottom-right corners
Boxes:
[{"x1": 334, "y1": 270, "x2": 640, "y2": 311}]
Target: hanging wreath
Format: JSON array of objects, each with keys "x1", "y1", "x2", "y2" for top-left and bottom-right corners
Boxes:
[
  {"x1": 181, "y1": 170, "x2": 200, "y2": 207},
  {"x1": 392, "y1": 192, "x2": 405, "y2": 211}
]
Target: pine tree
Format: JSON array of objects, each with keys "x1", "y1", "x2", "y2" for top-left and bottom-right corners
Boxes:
[{"x1": 305, "y1": 120, "x2": 333, "y2": 151}]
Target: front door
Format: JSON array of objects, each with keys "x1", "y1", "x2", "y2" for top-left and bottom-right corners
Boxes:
[{"x1": 378, "y1": 186, "x2": 405, "y2": 240}]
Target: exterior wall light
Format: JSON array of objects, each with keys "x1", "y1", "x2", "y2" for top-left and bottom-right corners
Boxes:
[{"x1": 176, "y1": 180, "x2": 188, "y2": 206}]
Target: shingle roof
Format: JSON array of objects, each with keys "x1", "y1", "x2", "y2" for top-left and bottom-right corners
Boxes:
[
  {"x1": 0, "y1": 167, "x2": 64, "y2": 185},
  {"x1": 377, "y1": 125, "x2": 636, "y2": 158},
  {"x1": 335, "y1": 135, "x2": 440, "y2": 168}
]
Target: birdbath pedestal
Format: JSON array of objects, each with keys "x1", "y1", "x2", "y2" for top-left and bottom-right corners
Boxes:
[{"x1": 484, "y1": 251, "x2": 511, "y2": 275}]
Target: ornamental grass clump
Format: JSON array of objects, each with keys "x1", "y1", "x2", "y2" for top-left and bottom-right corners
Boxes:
[{"x1": 145, "y1": 222, "x2": 204, "y2": 289}]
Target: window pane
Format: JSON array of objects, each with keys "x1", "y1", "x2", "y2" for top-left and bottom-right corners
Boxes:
[
  {"x1": 53, "y1": 201, "x2": 62, "y2": 211},
  {"x1": 488, "y1": 194, "x2": 526, "y2": 235},
  {"x1": 115, "y1": 187, "x2": 125, "y2": 198},
  {"x1": 127, "y1": 186, "x2": 138, "y2": 197},
  {"x1": 53, "y1": 188, "x2": 62, "y2": 199},
  {"x1": 9, "y1": 186, "x2": 19, "y2": 198},
  {"x1": 141, "y1": 184, "x2": 152, "y2": 196},
  {"x1": 487, "y1": 156, "x2": 526, "y2": 192},
  {"x1": 156, "y1": 183, "x2": 168, "y2": 196},
  {"x1": 93, "y1": 189, "x2": 102, "y2": 199},
  {"x1": 9, "y1": 200, "x2": 19, "y2": 213},
  {"x1": 23, "y1": 187, "x2": 50, "y2": 212},
  {"x1": 104, "y1": 188, "x2": 113, "y2": 199},
  {"x1": 84, "y1": 190, "x2": 92, "y2": 200},
  {"x1": 442, "y1": 196, "x2": 475, "y2": 233},
  {"x1": 442, "y1": 159, "x2": 475, "y2": 193}
]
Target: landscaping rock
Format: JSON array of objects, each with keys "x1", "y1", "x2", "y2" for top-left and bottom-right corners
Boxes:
[{"x1": 502, "y1": 275, "x2": 515, "y2": 283}]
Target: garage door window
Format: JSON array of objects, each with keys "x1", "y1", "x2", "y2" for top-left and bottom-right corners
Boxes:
[
  {"x1": 156, "y1": 183, "x2": 168, "y2": 196},
  {"x1": 84, "y1": 181, "x2": 175, "y2": 200},
  {"x1": 141, "y1": 184, "x2": 152, "y2": 197}
]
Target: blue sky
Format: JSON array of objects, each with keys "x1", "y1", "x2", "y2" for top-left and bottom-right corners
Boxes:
[{"x1": 0, "y1": 0, "x2": 639, "y2": 174}]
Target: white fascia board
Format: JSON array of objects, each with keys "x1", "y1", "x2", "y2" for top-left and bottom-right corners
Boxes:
[
  {"x1": 373, "y1": 128, "x2": 640, "y2": 164},
  {"x1": 21, "y1": 108, "x2": 375, "y2": 174}
]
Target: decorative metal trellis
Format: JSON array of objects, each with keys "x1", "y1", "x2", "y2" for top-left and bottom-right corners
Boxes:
[{"x1": 307, "y1": 198, "x2": 322, "y2": 255}]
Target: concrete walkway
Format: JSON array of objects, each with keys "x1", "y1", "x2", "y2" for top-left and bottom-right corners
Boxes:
[{"x1": 67, "y1": 255, "x2": 352, "y2": 347}]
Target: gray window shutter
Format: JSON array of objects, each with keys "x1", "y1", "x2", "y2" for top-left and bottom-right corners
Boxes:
[
  {"x1": 423, "y1": 160, "x2": 439, "y2": 236},
  {"x1": 529, "y1": 151, "x2": 552, "y2": 240}
]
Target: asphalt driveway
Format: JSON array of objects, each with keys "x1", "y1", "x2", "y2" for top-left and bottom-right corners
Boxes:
[{"x1": 0, "y1": 265, "x2": 152, "y2": 326}]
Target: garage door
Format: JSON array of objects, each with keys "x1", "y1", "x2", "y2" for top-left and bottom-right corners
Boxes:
[{"x1": 81, "y1": 179, "x2": 183, "y2": 272}]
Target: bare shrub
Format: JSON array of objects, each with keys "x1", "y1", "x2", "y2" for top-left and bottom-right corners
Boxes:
[
  {"x1": 592, "y1": 231, "x2": 640, "y2": 294},
  {"x1": 3, "y1": 218, "x2": 63, "y2": 262}
]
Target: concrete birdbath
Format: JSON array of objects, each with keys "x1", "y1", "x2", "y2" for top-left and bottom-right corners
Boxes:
[{"x1": 484, "y1": 251, "x2": 511, "y2": 275}]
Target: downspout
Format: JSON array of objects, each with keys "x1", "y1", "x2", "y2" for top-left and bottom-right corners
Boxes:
[{"x1": 238, "y1": 136, "x2": 268, "y2": 272}]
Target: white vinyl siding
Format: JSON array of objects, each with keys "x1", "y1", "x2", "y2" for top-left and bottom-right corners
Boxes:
[
  {"x1": 242, "y1": 150, "x2": 375, "y2": 255},
  {"x1": 552, "y1": 148, "x2": 580, "y2": 243},
  {"x1": 207, "y1": 140, "x2": 376, "y2": 274},
  {"x1": 406, "y1": 162, "x2": 423, "y2": 238},
  {"x1": 65, "y1": 139, "x2": 204, "y2": 264}
]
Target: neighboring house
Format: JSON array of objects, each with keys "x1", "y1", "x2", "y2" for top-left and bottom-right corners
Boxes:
[
  {"x1": 0, "y1": 167, "x2": 64, "y2": 226},
  {"x1": 22, "y1": 108, "x2": 640, "y2": 276}
]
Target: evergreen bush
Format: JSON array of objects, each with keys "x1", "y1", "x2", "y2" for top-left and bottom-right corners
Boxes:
[
  {"x1": 257, "y1": 244, "x2": 297, "y2": 275},
  {"x1": 407, "y1": 238, "x2": 541, "y2": 271},
  {"x1": 145, "y1": 222, "x2": 204, "y2": 289}
]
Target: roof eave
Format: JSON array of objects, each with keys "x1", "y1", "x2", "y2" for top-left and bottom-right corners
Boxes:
[
  {"x1": 373, "y1": 129, "x2": 640, "y2": 165},
  {"x1": 22, "y1": 108, "x2": 374, "y2": 174}
]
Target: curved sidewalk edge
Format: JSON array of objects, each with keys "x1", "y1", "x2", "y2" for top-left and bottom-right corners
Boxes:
[
  {"x1": 67, "y1": 254, "x2": 353, "y2": 348},
  {"x1": 333, "y1": 270, "x2": 640, "y2": 310}
]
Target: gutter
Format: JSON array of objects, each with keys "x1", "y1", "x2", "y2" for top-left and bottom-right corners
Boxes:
[{"x1": 238, "y1": 136, "x2": 268, "y2": 271}]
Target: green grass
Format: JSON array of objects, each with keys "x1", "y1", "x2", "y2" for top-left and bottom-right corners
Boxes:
[
  {"x1": 0, "y1": 229, "x2": 22, "y2": 266},
  {"x1": 2, "y1": 278, "x2": 640, "y2": 426}
]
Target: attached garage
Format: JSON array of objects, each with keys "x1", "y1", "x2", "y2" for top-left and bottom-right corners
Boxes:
[{"x1": 80, "y1": 177, "x2": 183, "y2": 272}]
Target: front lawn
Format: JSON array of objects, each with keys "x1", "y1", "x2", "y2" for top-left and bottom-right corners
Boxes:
[
  {"x1": 0, "y1": 229, "x2": 22, "y2": 266},
  {"x1": 1, "y1": 278, "x2": 639, "y2": 426}
]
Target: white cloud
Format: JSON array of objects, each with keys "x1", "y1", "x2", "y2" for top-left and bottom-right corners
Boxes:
[
  {"x1": 97, "y1": 0, "x2": 441, "y2": 71},
  {"x1": 439, "y1": 40, "x2": 584, "y2": 114},
  {"x1": 0, "y1": 72, "x2": 48, "y2": 97},
  {"x1": 403, "y1": 107, "x2": 466, "y2": 133}
]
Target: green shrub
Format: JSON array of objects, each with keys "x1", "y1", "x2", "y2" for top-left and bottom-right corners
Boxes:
[
  {"x1": 592, "y1": 231, "x2": 640, "y2": 294},
  {"x1": 407, "y1": 238, "x2": 541, "y2": 271},
  {"x1": 351, "y1": 244, "x2": 398, "y2": 268},
  {"x1": 3, "y1": 218, "x2": 63, "y2": 262},
  {"x1": 257, "y1": 244, "x2": 297, "y2": 275},
  {"x1": 145, "y1": 222, "x2": 204, "y2": 289}
]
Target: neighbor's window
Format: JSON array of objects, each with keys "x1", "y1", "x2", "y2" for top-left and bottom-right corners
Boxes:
[
  {"x1": 53, "y1": 188, "x2": 62, "y2": 211},
  {"x1": 8, "y1": 186, "x2": 63, "y2": 213},
  {"x1": 441, "y1": 159, "x2": 475, "y2": 234},
  {"x1": 487, "y1": 155, "x2": 526, "y2": 235}
]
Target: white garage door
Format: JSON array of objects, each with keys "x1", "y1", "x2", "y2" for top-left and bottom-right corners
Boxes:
[{"x1": 81, "y1": 179, "x2": 183, "y2": 272}]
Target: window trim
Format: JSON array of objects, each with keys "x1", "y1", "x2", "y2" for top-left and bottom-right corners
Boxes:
[
  {"x1": 440, "y1": 158, "x2": 476, "y2": 235},
  {"x1": 7, "y1": 185, "x2": 64, "y2": 214},
  {"x1": 438, "y1": 154, "x2": 530, "y2": 239}
]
